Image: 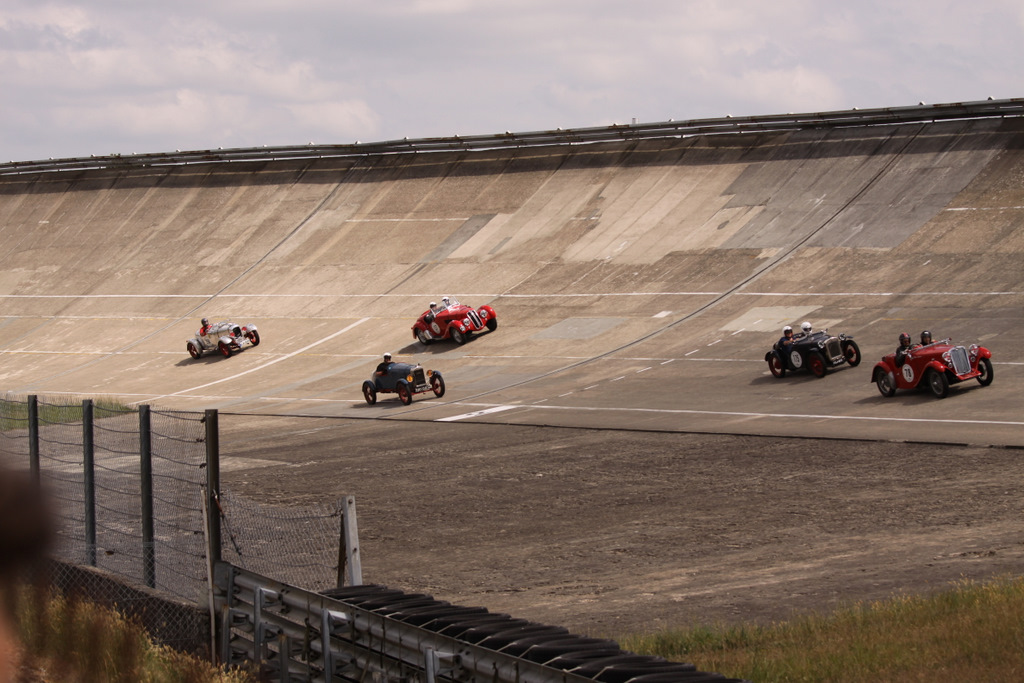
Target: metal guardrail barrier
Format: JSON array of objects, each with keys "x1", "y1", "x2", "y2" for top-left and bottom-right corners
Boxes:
[
  {"x1": 2, "y1": 98, "x2": 1021, "y2": 176},
  {"x1": 216, "y1": 564, "x2": 746, "y2": 683}
]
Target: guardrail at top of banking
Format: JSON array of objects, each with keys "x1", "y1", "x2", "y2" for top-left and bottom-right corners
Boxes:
[{"x1": 3, "y1": 97, "x2": 1023, "y2": 176}]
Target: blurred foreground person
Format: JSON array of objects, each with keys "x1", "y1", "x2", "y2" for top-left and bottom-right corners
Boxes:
[{"x1": 0, "y1": 467, "x2": 54, "y2": 683}]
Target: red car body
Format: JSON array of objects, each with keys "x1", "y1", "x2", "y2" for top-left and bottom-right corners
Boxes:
[
  {"x1": 411, "y1": 297, "x2": 497, "y2": 345},
  {"x1": 872, "y1": 338, "x2": 993, "y2": 399}
]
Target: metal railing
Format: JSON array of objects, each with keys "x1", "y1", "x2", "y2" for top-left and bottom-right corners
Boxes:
[{"x1": 2, "y1": 98, "x2": 1021, "y2": 176}]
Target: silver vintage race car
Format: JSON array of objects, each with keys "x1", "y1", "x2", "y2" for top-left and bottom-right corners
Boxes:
[{"x1": 187, "y1": 321, "x2": 260, "y2": 359}]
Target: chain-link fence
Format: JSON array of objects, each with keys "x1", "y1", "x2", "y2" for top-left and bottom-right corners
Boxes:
[{"x1": 0, "y1": 393, "x2": 346, "y2": 655}]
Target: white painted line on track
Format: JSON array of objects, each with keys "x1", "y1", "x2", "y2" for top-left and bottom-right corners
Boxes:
[
  {"x1": 436, "y1": 405, "x2": 519, "y2": 422},
  {"x1": 139, "y1": 318, "x2": 371, "y2": 404},
  {"x1": 445, "y1": 402, "x2": 1024, "y2": 427}
]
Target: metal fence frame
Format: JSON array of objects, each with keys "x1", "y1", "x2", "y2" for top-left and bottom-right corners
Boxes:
[{"x1": 2, "y1": 98, "x2": 1022, "y2": 176}]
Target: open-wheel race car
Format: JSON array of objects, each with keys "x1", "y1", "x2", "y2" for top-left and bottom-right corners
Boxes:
[
  {"x1": 872, "y1": 338, "x2": 993, "y2": 399},
  {"x1": 187, "y1": 321, "x2": 260, "y2": 359},
  {"x1": 362, "y1": 362, "x2": 445, "y2": 406},
  {"x1": 765, "y1": 328, "x2": 860, "y2": 378},
  {"x1": 412, "y1": 297, "x2": 497, "y2": 345}
]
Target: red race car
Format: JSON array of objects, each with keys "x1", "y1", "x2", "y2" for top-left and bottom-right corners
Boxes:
[
  {"x1": 411, "y1": 296, "x2": 497, "y2": 345},
  {"x1": 872, "y1": 337, "x2": 993, "y2": 399}
]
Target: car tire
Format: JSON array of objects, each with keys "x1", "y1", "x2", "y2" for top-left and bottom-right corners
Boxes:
[
  {"x1": 397, "y1": 382, "x2": 413, "y2": 405},
  {"x1": 842, "y1": 340, "x2": 861, "y2": 367},
  {"x1": 976, "y1": 357, "x2": 994, "y2": 386},
  {"x1": 417, "y1": 328, "x2": 432, "y2": 345},
  {"x1": 218, "y1": 341, "x2": 232, "y2": 358},
  {"x1": 925, "y1": 369, "x2": 949, "y2": 398},
  {"x1": 450, "y1": 327, "x2": 467, "y2": 345},
  {"x1": 808, "y1": 351, "x2": 827, "y2": 378},
  {"x1": 247, "y1": 329, "x2": 260, "y2": 346},
  {"x1": 486, "y1": 317, "x2": 498, "y2": 332},
  {"x1": 431, "y1": 373, "x2": 445, "y2": 398},
  {"x1": 362, "y1": 381, "x2": 377, "y2": 405},
  {"x1": 767, "y1": 353, "x2": 786, "y2": 378},
  {"x1": 187, "y1": 343, "x2": 201, "y2": 360},
  {"x1": 875, "y1": 369, "x2": 896, "y2": 397}
]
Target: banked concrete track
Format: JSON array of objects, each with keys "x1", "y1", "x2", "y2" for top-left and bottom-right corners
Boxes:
[{"x1": 1, "y1": 116, "x2": 1021, "y2": 446}]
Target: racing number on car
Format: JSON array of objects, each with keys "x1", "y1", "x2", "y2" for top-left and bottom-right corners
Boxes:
[
  {"x1": 790, "y1": 350, "x2": 803, "y2": 368},
  {"x1": 901, "y1": 365, "x2": 915, "y2": 383},
  {"x1": 431, "y1": 322, "x2": 442, "y2": 335}
]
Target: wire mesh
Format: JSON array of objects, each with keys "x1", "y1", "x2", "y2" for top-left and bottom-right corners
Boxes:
[{"x1": 0, "y1": 394, "x2": 344, "y2": 655}]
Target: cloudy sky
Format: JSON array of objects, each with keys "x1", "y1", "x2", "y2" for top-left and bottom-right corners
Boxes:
[{"x1": 2, "y1": 0, "x2": 1022, "y2": 163}]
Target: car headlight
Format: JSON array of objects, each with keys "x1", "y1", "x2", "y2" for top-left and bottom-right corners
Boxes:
[
  {"x1": 942, "y1": 351, "x2": 952, "y2": 367},
  {"x1": 969, "y1": 344, "x2": 979, "y2": 360},
  {"x1": 480, "y1": 309, "x2": 489, "y2": 318},
  {"x1": 406, "y1": 374, "x2": 414, "y2": 382}
]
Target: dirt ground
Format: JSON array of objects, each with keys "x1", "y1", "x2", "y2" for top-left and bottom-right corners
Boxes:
[{"x1": 218, "y1": 416, "x2": 1024, "y2": 639}]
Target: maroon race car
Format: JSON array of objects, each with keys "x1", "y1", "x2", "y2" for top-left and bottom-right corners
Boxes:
[
  {"x1": 411, "y1": 296, "x2": 497, "y2": 345},
  {"x1": 872, "y1": 337, "x2": 993, "y2": 399}
]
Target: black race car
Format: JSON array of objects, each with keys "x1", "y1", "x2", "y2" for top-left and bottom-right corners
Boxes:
[{"x1": 765, "y1": 330, "x2": 860, "y2": 378}]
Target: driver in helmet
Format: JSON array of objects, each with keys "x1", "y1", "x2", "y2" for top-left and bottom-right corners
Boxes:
[
  {"x1": 895, "y1": 332, "x2": 914, "y2": 367},
  {"x1": 374, "y1": 352, "x2": 394, "y2": 389},
  {"x1": 920, "y1": 330, "x2": 933, "y2": 346},
  {"x1": 797, "y1": 321, "x2": 813, "y2": 338},
  {"x1": 199, "y1": 317, "x2": 212, "y2": 336},
  {"x1": 776, "y1": 325, "x2": 796, "y2": 369}
]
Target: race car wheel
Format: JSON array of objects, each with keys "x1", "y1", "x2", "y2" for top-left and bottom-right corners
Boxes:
[
  {"x1": 397, "y1": 382, "x2": 413, "y2": 405},
  {"x1": 362, "y1": 381, "x2": 377, "y2": 405},
  {"x1": 925, "y1": 369, "x2": 949, "y2": 398},
  {"x1": 842, "y1": 340, "x2": 861, "y2": 367},
  {"x1": 187, "y1": 343, "x2": 201, "y2": 360},
  {"x1": 976, "y1": 357, "x2": 994, "y2": 386},
  {"x1": 450, "y1": 327, "x2": 467, "y2": 345},
  {"x1": 218, "y1": 341, "x2": 232, "y2": 358},
  {"x1": 431, "y1": 373, "x2": 446, "y2": 398},
  {"x1": 807, "y1": 351, "x2": 827, "y2": 378},
  {"x1": 875, "y1": 369, "x2": 896, "y2": 397},
  {"x1": 486, "y1": 317, "x2": 498, "y2": 332},
  {"x1": 246, "y1": 330, "x2": 261, "y2": 346},
  {"x1": 767, "y1": 353, "x2": 786, "y2": 378},
  {"x1": 417, "y1": 328, "x2": 432, "y2": 345}
]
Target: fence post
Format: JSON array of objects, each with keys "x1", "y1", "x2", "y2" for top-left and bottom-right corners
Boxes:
[
  {"x1": 338, "y1": 495, "x2": 363, "y2": 587},
  {"x1": 82, "y1": 399, "x2": 96, "y2": 566},
  {"x1": 205, "y1": 409, "x2": 221, "y2": 565},
  {"x1": 28, "y1": 395, "x2": 39, "y2": 485},
  {"x1": 139, "y1": 404, "x2": 156, "y2": 588}
]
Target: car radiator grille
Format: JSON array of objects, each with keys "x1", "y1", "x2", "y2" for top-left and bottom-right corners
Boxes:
[
  {"x1": 467, "y1": 309, "x2": 482, "y2": 328},
  {"x1": 825, "y1": 338, "x2": 842, "y2": 359},
  {"x1": 413, "y1": 368, "x2": 426, "y2": 385},
  {"x1": 949, "y1": 346, "x2": 970, "y2": 375}
]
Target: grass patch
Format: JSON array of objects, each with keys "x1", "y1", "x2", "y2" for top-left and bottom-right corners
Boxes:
[
  {"x1": 9, "y1": 585, "x2": 254, "y2": 683},
  {"x1": 619, "y1": 575, "x2": 1024, "y2": 682},
  {"x1": 0, "y1": 394, "x2": 133, "y2": 431}
]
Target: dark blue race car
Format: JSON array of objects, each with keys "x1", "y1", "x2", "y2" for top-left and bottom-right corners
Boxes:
[{"x1": 362, "y1": 362, "x2": 445, "y2": 405}]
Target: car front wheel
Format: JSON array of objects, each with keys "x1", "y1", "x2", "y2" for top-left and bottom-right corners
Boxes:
[
  {"x1": 976, "y1": 357, "x2": 994, "y2": 386},
  {"x1": 431, "y1": 373, "x2": 445, "y2": 397},
  {"x1": 187, "y1": 343, "x2": 201, "y2": 360},
  {"x1": 247, "y1": 330, "x2": 260, "y2": 346},
  {"x1": 875, "y1": 369, "x2": 896, "y2": 397},
  {"x1": 842, "y1": 340, "x2": 861, "y2": 367},
  {"x1": 397, "y1": 382, "x2": 413, "y2": 405},
  {"x1": 808, "y1": 351, "x2": 827, "y2": 378},
  {"x1": 218, "y1": 341, "x2": 232, "y2": 358},
  {"x1": 362, "y1": 381, "x2": 377, "y2": 405},
  {"x1": 486, "y1": 317, "x2": 498, "y2": 332},
  {"x1": 450, "y1": 327, "x2": 467, "y2": 345},
  {"x1": 926, "y1": 369, "x2": 949, "y2": 398},
  {"x1": 417, "y1": 328, "x2": 432, "y2": 345}
]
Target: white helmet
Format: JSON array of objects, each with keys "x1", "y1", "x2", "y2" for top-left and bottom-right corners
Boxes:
[
  {"x1": 783, "y1": 325, "x2": 792, "y2": 334},
  {"x1": 801, "y1": 321, "x2": 812, "y2": 334},
  {"x1": 383, "y1": 352, "x2": 392, "y2": 361},
  {"x1": 429, "y1": 301, "x2": 436, "y2": 308},
  {"x1": 442, "y1": 296, "x2": 450, "y2": 306}
]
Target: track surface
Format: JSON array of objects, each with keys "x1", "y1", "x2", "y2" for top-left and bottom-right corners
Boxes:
[{"x1": 2, "y1": 117, "x2": 1023, "y2": 636}]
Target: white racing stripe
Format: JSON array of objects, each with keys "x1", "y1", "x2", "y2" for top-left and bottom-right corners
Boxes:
[{"x1": 436, "y1": 405, "x2": 519, "y2": 422}]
